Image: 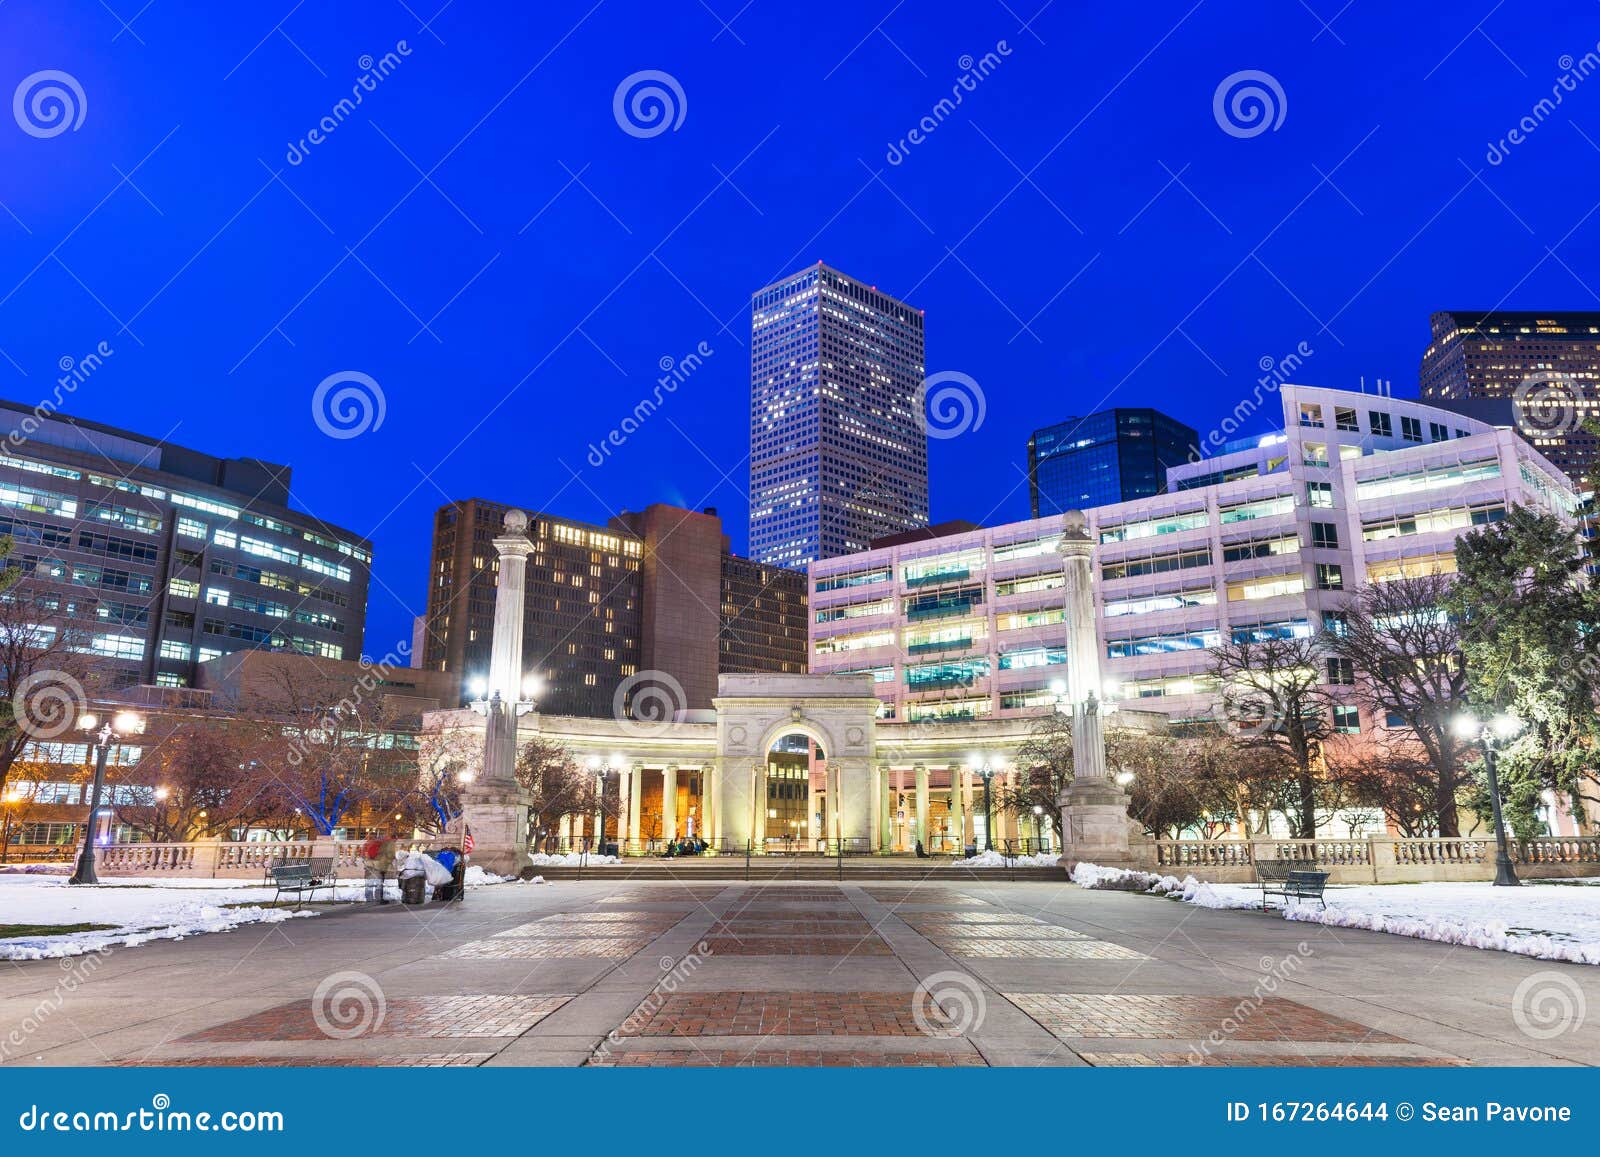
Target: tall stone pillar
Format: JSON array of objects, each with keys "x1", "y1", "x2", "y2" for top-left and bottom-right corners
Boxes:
[
  {"x1": 662, "y1": 766, "x2": 679, "y2": 840},
  {"x1": 962, "y1": 769, "x2": 975, "y2": 847},
  {"x1": 1056, "y1": 509, "x2": 1136, "y2": 868},
  {"x1": 709, "y1": 761, "x2": 724, "y2": 848},
  {"x1": 700, "y1": 764, "x2": 716, "y2": 845},
  {"x1": 824, "y1": 761, "x2": 839, "y2": 848},
  {"x1": 460, "y1": 509, "x2": 535, "y2": 875}
]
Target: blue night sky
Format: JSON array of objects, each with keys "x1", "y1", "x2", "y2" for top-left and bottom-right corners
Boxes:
[{"x1": 2, "y1": 1, "x2": 1598, "y2": 656}]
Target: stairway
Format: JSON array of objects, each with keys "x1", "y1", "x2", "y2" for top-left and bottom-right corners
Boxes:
[{"x1": 528, "y1": 857, "x2": 1066, "y2": 882}]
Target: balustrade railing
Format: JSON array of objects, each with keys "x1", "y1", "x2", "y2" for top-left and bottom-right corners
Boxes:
[{"x1": 1156, "y1": 835, "x2": 1600, "y2": 876}]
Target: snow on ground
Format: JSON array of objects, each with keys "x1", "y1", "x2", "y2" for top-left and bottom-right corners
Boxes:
[
  {"x1": 0, "y1": 867, "x2": 527, "y2": 960},
  {"x1": 956, "y1": 850, "x2": 1062, "y2": 868},
  {"x1": 526, "y1": 852, "x2": 620, "y2": 866},
  {"x1": 1072, "y1": 862, "x2": 1600, "y2": 966}
]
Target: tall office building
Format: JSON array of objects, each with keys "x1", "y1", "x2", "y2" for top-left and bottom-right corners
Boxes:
[
  {"x1": 422, "y1": 500, "x2": 806, "y2": 716},
  {"x1": 1028, "y1": 408, "x2": 1197, "y2": 516},
  {"x1": 0, "y1": 399, "x2": 371, "y2": 689},
  {"x1": 1419, "y1": 310, "x2": 1600, "y2": 480},
  {"x1": 748, "y1": 263, "x2": 928, "y2": 568},
  {"x1": 812, "y1": 385, "x2": 1575, "y2": 729}
]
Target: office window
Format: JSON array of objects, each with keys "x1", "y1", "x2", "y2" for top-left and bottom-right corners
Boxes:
[
  {"x1": 1334, "y1": 406, "x2": 1359, "y2": 432},
  {"x1": 1299, "y1": 403, "x2": 1324, "y2": 428},
  {"x1": 1326, "y1": 657, "x2": 1355, "y2": 685},
  {"x1": 1315, "y1": 563, "x2": 1344, "y2": 591},
  {"x1": 1429, "y1": 422, "x2": 1448, "y2": 442},
  {"x1": 1307, "y1": 481, "x2": 1334, "y2": 508},
  {"x1": 1401, "y1": 415, "x2": 1423, "y2": 442},
  {"x1": 1333, "y1": 704, "x2": 1360, "y2": 734},
  {"x1": 1322, "y1": 610, "x2": 1349, "y2": 636},
  {"x1": 1370, "y1": 411, "x2": 1393, "y2": 437},
  {"x1": 1310, "y1": 522, "x2": 1339, "y2": 548}
]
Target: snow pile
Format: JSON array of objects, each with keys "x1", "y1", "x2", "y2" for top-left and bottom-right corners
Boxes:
[
  {"x1": 1072, "y1": 863, "x2": 1168, "y2": 890},
  {"x1": 463, "y1": 865, "x2": 510, "y2": 886},
  {"x1": 956, "y1": 850, "x2": 1062, "y2": 868},
  {"x1": 1272, "y1": 883, "x2": 1600, "y2": 966},
  {"x1": 526, "y1": 851, "x2": 621, "y2": 867},
  {"x1": 0, "y1": 875, "x2": 319, "y2": 961}
]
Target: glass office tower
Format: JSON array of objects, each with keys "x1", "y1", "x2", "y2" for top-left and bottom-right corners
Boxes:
[
  {"x1": 1028, "y1": 408, "x2": 1197, "y2": 516},
  {"x1": 748, "y1": 263, "x2": 928, "y2": 568}
]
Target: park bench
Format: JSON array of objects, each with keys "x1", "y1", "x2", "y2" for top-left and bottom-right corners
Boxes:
[
  {"x1": 269, "y1": 857, "x2": 338, "y2": 908},
  {"x1": 1254, "y1": 858, "x2": 1329, "y2": 911}
]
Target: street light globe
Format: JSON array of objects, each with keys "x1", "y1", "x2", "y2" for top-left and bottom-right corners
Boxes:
[
  {"x1": 112, "y1": 711, "x2": 145, "y2": 735},
  {"x1": 1115, "y1": 771, "x2": 1135, "y2": 787},
  {"x1": 467, "y1": 676, "x2": 487, "y2": 698},
  {"x1": 1048, "y1": 679, "x2": 1066, "y2": 696},
  {"x1": 586, "y1": 755, "x2": 602, "y2": 769},
  {"x1": 1450, "y1": 714, "x2": 1481, "y2": 740},
  {"x1": 1032, "y1": 804, "x2": 1043, "y2": 816},
  {"x1": 77, "y1": 712, "x2": 98, "y2": 732},
  {"x1": 522, "y1": 676, "x2": 544, "y2": 700},
  {"x1": 456, "y1": 770, "x2": 474, "y2": 785},
  {"x1": 153, "y1": 786, "x2": 169, "y2": 801},
  {"x1": 1491, "y1": 713, "x2": 1523, "y2": 739}
]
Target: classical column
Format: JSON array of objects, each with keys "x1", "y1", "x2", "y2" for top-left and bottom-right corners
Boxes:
[
  {"x1": 962, "y1": 768, "x2": 975, "y2": 847},
  {"x1": 662, "y1": 765, "x2": 679, "y2": 840},
  {"x1": 558, "y1": 813, "x2": 571, "y2": 850},
  {"x1": 949, "y1": 766, "x2": 965, "y2": 855},
  {"x1": 914, "y1": 764, "x2": 929, "y2": 848},
  {"x1": 700, "y1": 764, "x2": 716, "y2": 845},
  {"x1": 616, "y1": 765, "x2": 631, "y2": 846},
  {"x1": 879, "y1": 765, "x2": 894, "y2": 851},
  {"x1": 824, "y1": 761, "x2": 839, "y2": 848},
  {"x1": 1056, "y1": 509, "x2": 1136, "y2": 868},
  {"x1": 628, "y1": 765, "x2": 643, "y2": 848},
  {"x1": 460, "y1": 509, "x2": 535, "y2": 875},
  {"x1": 707, "y1": 761, "x2": 721, "y2": 847}
]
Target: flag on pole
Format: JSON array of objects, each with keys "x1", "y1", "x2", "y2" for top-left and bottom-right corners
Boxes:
[{"x1": 463, "y1": 825, "x2": 475, "y2": 855}]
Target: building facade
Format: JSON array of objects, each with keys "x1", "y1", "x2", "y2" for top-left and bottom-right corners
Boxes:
[
  {"x1": 1028, "y1": 407, "x2": 1198, "y2": 515},
  {"x1": 748, "y1": 263, "x2": 928, "y2": 567},
  {"x1": 809, "y1": 386, "x2": 1579, "y2": 734},
  {"x1": 0, "y1": 400, "x2": 370, "y2": 690},
  {"x1": 1419, "y1": 309, "x2": 1600, "y2": 480},
  {"x1": 421, "y1": 500, "x2": 805, "y2": 716}
]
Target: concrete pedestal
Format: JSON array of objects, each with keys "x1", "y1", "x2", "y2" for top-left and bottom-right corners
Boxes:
[
  {"x1": 1058, "y1": 777, "x2": 1142, "y2": 871},
  {"x1": 460, "y1": 783, "x2": 530, "y2": 877}
]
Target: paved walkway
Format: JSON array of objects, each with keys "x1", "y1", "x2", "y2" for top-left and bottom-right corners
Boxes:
[{"x1": 2, "y1": 879, "x2": 1595, "y2": 1067}]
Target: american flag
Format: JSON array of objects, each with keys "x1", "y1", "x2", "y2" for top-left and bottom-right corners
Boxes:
[{"x1": 462, "y1": 825, "x2": 475, "y2": 855}]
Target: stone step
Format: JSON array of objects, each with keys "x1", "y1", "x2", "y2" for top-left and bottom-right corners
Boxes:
[{"x1": 528, "y1": 861, "x2": 1066, "y2": 882}]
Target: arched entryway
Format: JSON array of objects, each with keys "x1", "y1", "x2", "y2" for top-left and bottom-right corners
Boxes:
[{"x1": 763, "y1": 732, "x2": 824, "y2": 851}]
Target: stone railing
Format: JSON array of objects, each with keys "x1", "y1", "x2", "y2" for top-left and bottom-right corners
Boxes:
[
  {"x1": 1154, "y1": 835, "x2": 1600, "y2": 883},
  {"x1": 87, "y1": 835, "x2": 462, "y2": 879}
]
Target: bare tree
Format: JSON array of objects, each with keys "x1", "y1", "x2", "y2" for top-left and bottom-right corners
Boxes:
[
  {"x1": 514, "y1": 736, "x2": 598, "y2": 850},
  {"x1": 1210, "y1": 634, "x2": 1336, "y2": 838},
  {"x1": 115, "y1": 719, "x2": 284, "y2": 841},
  {"x1": 1324, "y1": 574, "x2": 1472, "y2": 835},
  {"x1": 1323, "y1": 735, "x2": 1443, "y2": 837}
]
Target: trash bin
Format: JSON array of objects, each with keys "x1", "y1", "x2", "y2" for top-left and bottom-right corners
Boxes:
[{"x1": 400, "y1": 875, "x2": 426, "y2": 905}]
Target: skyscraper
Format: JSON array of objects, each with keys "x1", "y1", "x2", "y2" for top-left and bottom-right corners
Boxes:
[
  {"x1": 422, "y1": 500, "x2": 806, "y2": 716},
  {"x1": 748, "y1": 263, "x2": 928, "y2": 568},
  {"x1": 1419, "y1": 310, "x2": 1600, "y2": 480},
  {"x1": 0, "y1": 399, "x2": 370, "y2": 690},
  {"x1": 1028, "y1": 408, "x2": 1197, "y2": 516}
]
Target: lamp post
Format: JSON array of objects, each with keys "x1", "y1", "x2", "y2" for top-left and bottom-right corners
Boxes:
[
  {"x1": 1032, "y1": 804, "x2": 1044, "y2": 854},
  {"x1": 468, "y1": 674, "x2": 539, "y2": 781},
  {"x1": 1452, "y1": 712, "x2": 1523, "y2": 887},
  {"x1": 68, "y1": 709, "x2": 146, "y2": 886}
]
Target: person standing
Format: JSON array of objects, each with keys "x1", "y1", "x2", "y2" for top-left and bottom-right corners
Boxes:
[{"x1": 362, "y1": 832, "x2": 399, "y2": 903}]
